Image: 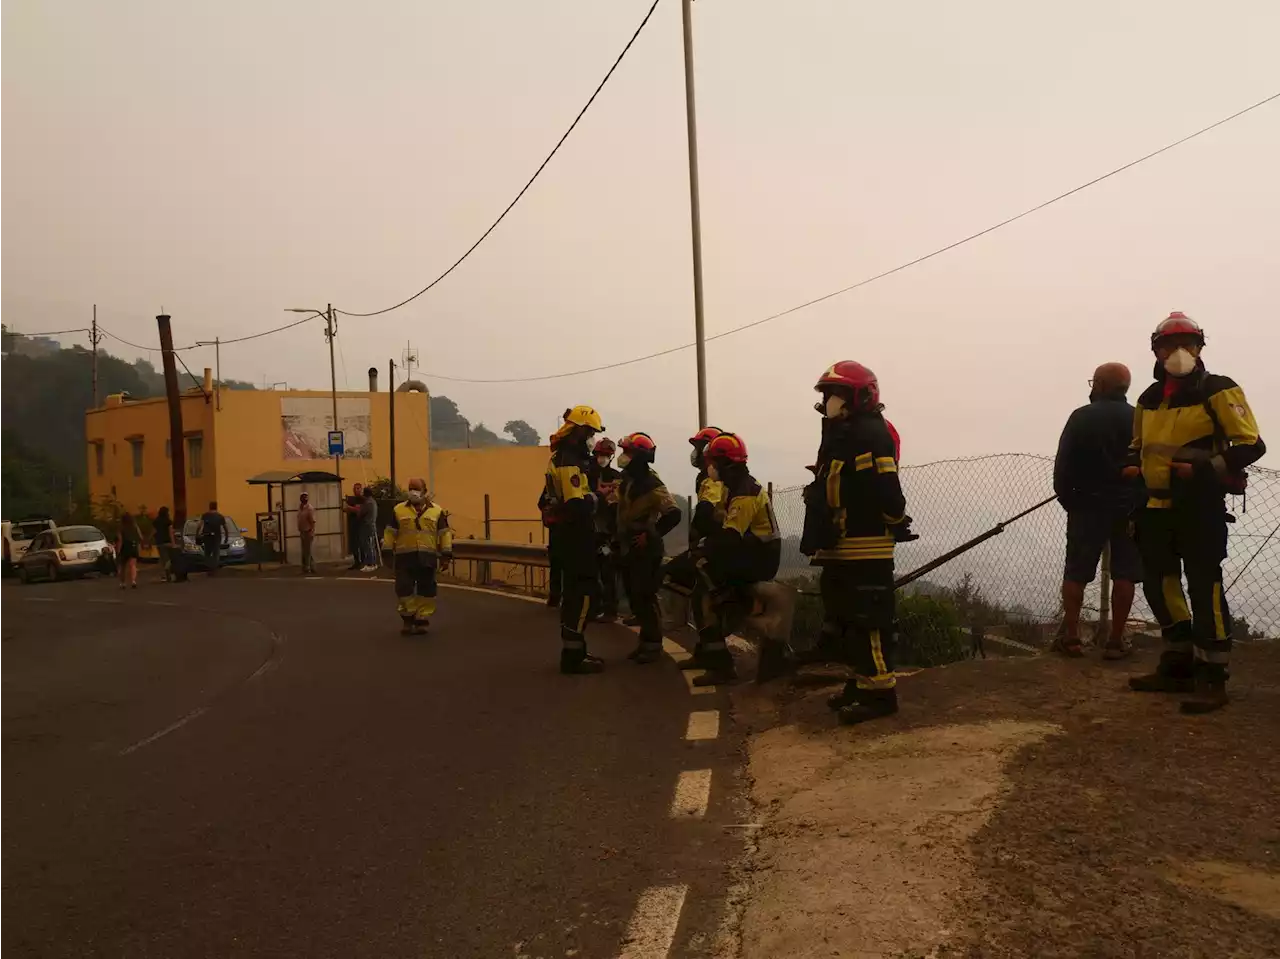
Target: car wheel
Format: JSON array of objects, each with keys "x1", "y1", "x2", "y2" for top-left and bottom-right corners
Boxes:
[
  {"x1": 18, "y1": 565, "x2": 31, "y2": 585},
  {"x1": 48, "y1": 562, "x2": 62, "y2": 582}
]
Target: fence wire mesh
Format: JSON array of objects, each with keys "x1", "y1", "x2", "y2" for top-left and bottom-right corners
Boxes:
[{"x1": 770, "y1": 454, "x2": 1280, "y2": 640}]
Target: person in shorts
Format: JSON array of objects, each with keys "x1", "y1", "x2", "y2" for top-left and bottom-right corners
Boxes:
[{"x1": 1053, "y1": 362, "x2": 1142, "y2": 658}]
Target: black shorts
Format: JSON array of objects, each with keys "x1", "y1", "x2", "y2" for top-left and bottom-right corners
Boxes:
[{"x1": 1064, "y1": 508, "x2": 1141, "y2": 584}]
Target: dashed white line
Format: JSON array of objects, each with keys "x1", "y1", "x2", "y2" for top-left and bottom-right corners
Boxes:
[
  {"x1": 24, "y1": 596, "x2": 56, "y2": 602},
  {"x1": 118, "y1": 706, "x2": 209, "y2": 756},
  {"x1": 680, "y1": 670, "x2": 716, "y2": 695},
  {"x1": 618, "y1": 884, "x2": 688, "y2": 959},
  {"x1": 147, "y1": 600, "x2": 180, "y2": 607},
  {"x1": 670, "y1": 769, "x2": 712, "y2": 818},
  {"x1": 685, "y1": 710, "x2": 720, "y2": 741},
  {"x1": 88, "y1": 598, "x2": 123, "y2": 604}
]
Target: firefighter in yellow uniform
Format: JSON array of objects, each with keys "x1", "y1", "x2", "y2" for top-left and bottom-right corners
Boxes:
[
  {"x1": 615, "y1": 432, "x2": 683, "y2": 664},
  {"x1": 802, "y1": 361, "x2": 912, "y2": 725},
  {"x1": 383, "y1": 477, "x2": 453, "y2": 635},
  {"x1": 545, "y1": 405, "x2": 607, "y2": 674},
  {"x1": 662, "y1": 426, "x2": 727, "y2": 667},
  {"x1": 1125, "y1": 312, "x2": 1265, "y2": 713},
  {"x1": 688, "y1": 432, "x2": 782, "y2": 685}
]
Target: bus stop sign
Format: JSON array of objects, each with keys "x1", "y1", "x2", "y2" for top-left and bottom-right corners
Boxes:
[{"x1": 328, "y1": 430, "x2": 344, "y2": 456}]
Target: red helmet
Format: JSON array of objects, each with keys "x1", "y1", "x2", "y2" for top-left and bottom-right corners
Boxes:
[
  {"x1": 1151, "y1": 311, "x2": 1205, "y2": 349},
  {"x1": 619, "y1": 432, "x2": 657, "y2": 462},
  {"x1": 689, "y1": 426, "x2": 723, "y2": 448},
  {"x1": 884, "y1": 419, "x2": 902, "y2": 462},
  {"x1": 593, "y1": 437, "x2": 616, "y2": 456},
  {"x1": 815, "y1": 361, "x2": 880, "y2": 410},
  {"x1": 705, "y1": 432, "x2": 748, "y2": 465}
]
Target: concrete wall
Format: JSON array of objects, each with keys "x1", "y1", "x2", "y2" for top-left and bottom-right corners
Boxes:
[{"x1": 431, "y1": 446, "x2": 549, "y2": 545}]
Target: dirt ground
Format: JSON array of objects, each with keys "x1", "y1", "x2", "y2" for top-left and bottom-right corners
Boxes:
[{"x1": 729, "y1": 640, "x2": 1280, "y2": 958}]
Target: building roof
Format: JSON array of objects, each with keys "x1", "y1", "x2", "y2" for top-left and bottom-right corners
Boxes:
[{"x1": 245, "y1": 470, "x2": 343, "y2": 485}]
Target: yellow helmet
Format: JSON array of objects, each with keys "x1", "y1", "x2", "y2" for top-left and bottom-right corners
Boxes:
[{"x1": 564, "y1": 405, "x2": 604, "y2": 431}]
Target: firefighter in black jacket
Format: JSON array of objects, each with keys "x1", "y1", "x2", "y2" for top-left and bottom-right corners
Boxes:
[
  {"x1": 1124, "y1": 312, "x2": 1265, "y2": 713},
  {"x1": 688, "y1": 432, "x2": 782, "y2": 685},
  {"x1": 801, "y1": 361, "x2": 912, "y2": 725},
  {"x1": 590, "y1": 437, "x2": 623, "y2": 622},
  {"x1": 662, "y1": 426, "x2": 728, "y2": 668},
  {"x1": 545, "y1": 405, "x2": 607, "y2": 674},
  {"x1": 615, "y1": 432, "x2": 682, "y2": 664}
]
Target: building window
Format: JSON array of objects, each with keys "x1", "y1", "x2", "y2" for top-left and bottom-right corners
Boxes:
[
  {"x1": 94, "y1": 443, "x2": 104, "y2": 476},
  {"x1": 187, "y1": 435, "x2": 204, "y2": 478},
  {"x1": 130, "y1": 439, "x2": 144, "y2": 477}
]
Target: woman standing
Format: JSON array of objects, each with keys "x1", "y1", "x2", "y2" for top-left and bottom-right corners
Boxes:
[
  {"x1": 117, "y1": 512, "x2": 141, "y2": 589},
  {"x1": 153, "y1": 506, "x2": 176, "y2": 582}
]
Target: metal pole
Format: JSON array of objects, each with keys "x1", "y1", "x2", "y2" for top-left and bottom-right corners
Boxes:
[
  {"x1": 484, "y1": 493, "x2": 491, "y2": 541},
  {"x1": 214, "y1": 336, "x2": 221, "y2": 412},
  {"x1": 325, "y1": 304, "x2": 346, "y2": 558},
  {"x1": 426, "y1": 385, "x2": 435, "y2": 495},
  {"x1": 389, "y1": 358, "x2": 397, "y2": 493},
  {"x1": 91, "y1": 304, "x2": 99, "y2": 407},
  {"x1": 681, "y1": 0, "x2": 709, "y2": 428}
]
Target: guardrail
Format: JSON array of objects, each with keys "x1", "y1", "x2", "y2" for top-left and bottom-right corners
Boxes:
[{"x1": 450, "y1": 538, "x2": 550, "y2": 595}]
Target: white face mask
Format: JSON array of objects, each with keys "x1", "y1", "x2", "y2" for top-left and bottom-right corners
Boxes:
[
  {"x1": 616, "y1": 453, "x2": 631, "y2": 469},
  {"x1": 1164, "y1": 348, "x2": 1197, "y2": 377},
  {"x1": 707, "y1": 463, "x2": 721, "y2": 482},
  {"x1": 406, "y1": 489, "x2": 425, "y2": 504},
  {"x1": 824, "y1": 394, "x2": 848, "y2": 418}
]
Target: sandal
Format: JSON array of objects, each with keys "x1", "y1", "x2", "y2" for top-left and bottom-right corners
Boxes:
[
  {"x1": 1102, "y1": 638, "x2": 1133, "y2": 661},
  {"x1": 1052, "y1": 635, "x2": 1085, "y2": 658}
]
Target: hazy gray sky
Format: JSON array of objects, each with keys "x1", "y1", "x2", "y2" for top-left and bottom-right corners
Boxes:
[{"x1": 5, "y1": 0, "x2": 1278, "y2": 488}]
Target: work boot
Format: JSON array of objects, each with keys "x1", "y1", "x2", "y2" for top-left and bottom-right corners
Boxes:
[
  {"x1": 677, "y1": 647, "x2": 706, "y2": 670},
  {"x1": 1129, "y1": 651, "x2": 1194, "y2": 692},
  {"x1": 693, "y1": 659, "x2": 736, "y2": 687},
  {"x1": 400, "y1": 618, "x2": 415, "y2": 636},
  {"x1": 837, "y1": 688, "x2": 899, "y2": 726},
  {"x1": 1180, "y1": 680, "x2": 1229, "y2": 715},
  {"x1": 631, "y1": 644, "x2": 662, "y2": 665},
  {"x1": 755, "y1": 640, "x2": 791, "y2": 684},
  {"x1": 410, "y1": 620, "x2": 429, "y2": 635},
  {"x1": 827, "y1": 680, "x2": 859, "y2": 711},
  {"x1": 546, "y1": 594, "x2": 561, "y2": 609},
  {"x1": 560, "y1": 652, "x2": 605, "y2": 674}
]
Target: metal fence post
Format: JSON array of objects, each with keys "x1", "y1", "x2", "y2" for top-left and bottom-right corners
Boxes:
[
  {"x1": 1098, "y1": 541, "x2": 1112, "y2": 644},
  {"x1": 483, "y1": 494, "x2": 491, "y2": 541}
]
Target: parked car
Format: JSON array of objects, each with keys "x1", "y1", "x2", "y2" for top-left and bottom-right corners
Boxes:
[
  {"x1": 16, "y1": 526, "x2": 115, "y2": 583},
  {"x1": 3, "y1": 518, "x2": 58, "y2": 575},
  {"x1": 180, "y1": 515, "x2": 248, "y2": 569}
]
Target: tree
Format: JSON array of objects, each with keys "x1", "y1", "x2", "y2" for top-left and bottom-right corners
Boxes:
[
  {"x1": 469, "y1": 422, "x2": 506, "y2": 447},
  {"x1": 429, "y1": 394, "x2": 471, "y2": 448},
  {"x1": 504, "y1": 420, "x2": 541, "y2": 446}
]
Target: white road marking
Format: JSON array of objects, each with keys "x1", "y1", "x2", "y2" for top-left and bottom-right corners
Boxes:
[
  {"x1": 88, "y1": 598, "x2": 123, "y2": 604},
  {"x1": 147, "y1": 601, "x2": 180, "y2": 607},
  {"x1": 437, "y1": 582, "x2": 547, "y2": 605},
  {"x1": 118, "y1": 706, "x2": 209, "y2": 756},
  {"x1": 680, "y1": 670, "x2": 716, "y2": 696},
  {"x1": 670, "y1": 769, "x2": 712, "y2": 818},
  {"x1": 618, "y1": 884, "x2": 688, "y2": 959},
  {"x1": 685, "y1": 710, "x2": 720, "y2": 741},
  {"x1": 24, "y1": 596, "x2": 56, "y2": 602},
  {"x1": 661, "y1": 637, "x2": 688, "y2": 660}
]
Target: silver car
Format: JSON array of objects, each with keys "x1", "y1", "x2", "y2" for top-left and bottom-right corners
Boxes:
[{"x1": 16, "y1": 526, "x2": 116, "y2": 583}]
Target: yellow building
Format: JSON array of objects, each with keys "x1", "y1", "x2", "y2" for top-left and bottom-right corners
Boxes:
[{"x1": 84, "y1": 372, "x2": 432, "y2": 549}]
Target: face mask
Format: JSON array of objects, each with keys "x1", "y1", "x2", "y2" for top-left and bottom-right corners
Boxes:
[
  {"x1": 407, "y1": 489, "x2": 424, "y2": 504},
  {"x1": 616, "y1": 453, "x2": 631, "y2": 469},
  {"x1": 596, "y1": 455, "x2": 611, "y2": 468},
  {"x1": 707, "y1": 463, "x2": 720, "y2": 482},
  {"x1": 1163, "y1": 348, "x2": 1197, "y2": 377},
  {"x1": 690, "y1": 448, "x2": 701, "y2": 467},
  {"x1": 825, "y1": 394, "x2": 848, "y2": 418}
]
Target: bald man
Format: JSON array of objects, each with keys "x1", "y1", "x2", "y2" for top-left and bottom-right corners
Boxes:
[{"x1": 1053, "y1": 363, "x2": 1142, "y2": 658}]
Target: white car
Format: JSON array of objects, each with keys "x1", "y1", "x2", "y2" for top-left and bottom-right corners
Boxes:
[
  {"x1": 3, "y1": 518, "x2": 57, "y2": 573},
  {"x1": 16, "y1": 525, "x2": 116, "y2": 583}
]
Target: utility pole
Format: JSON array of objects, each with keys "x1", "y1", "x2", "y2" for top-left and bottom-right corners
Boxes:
[
  {"x1": 324, "y1": 304, "x2": 340, "y2": 483},
  {"x1": 388, "y1": 358, "x2": 397, "y2": 493},
  {"x1": 90, "y1": 304, "x2": 102, "y2": 407},
  {"x1": 214, "y1": 337, "x2": 221, "y2": 411},
  {"x1": 681, "y1": 0, "x2": 709, "y2": 428},
  {"x1": 157, "y1": 314, "x2": 188, "y2": 536}
]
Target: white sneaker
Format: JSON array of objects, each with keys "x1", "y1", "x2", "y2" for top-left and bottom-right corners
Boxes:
[{"x1": 361, "y1": 565, "x2": 377, "y2": 573}]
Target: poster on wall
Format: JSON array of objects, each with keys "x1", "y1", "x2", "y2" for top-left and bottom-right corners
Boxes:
[{"x1": 281, "y1": 397, "x2": 372, "y2": 460}]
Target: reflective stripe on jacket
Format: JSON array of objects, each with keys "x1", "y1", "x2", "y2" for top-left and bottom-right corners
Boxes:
[{"x1": 383, "y1": 501, "x2": 454, "y2": 560}]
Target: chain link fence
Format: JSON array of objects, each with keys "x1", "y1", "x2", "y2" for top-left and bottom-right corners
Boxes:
[{"x1": 770, "y1": 454, "x2": 1280, "y2": 640}]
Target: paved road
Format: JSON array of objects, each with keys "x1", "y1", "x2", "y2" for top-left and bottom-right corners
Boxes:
[{"x1": 3, "y1": 572, "x2": 745, "y2": 959}]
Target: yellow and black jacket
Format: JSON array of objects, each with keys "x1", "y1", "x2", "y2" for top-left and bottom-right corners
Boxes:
[
  {"x1": 690, "y1": 471, "x2": 727, "y2": 542},
  {"x1": 544, "y1": 442, "x2": 595, "y2": 529},
  {"x1": 616, "y1": 466, "x2": 681, "y2": 556},
  {"x1": 801, "y1": 412, "x2": 908, "y2": 563},
  {"x1": 383, "y1": 501, "x2": 453, "y2": 566},
  {"x1": 1127, "y1": 368, "x2": 1265, "y2": 509},
  {"x1": 703, "y1": 472, "x2": 781, "y2": 582}
]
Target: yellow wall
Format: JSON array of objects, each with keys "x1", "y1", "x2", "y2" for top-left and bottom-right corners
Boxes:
[
  {"x1": 432, "y1": 446, "x2": 549, "y2": 545},
  {"x1": 85, "y1": 392, "x2": 217, "y2": 520},
  {"x1": 84, "y1": 387, "x2": 430, "y2": 534}
]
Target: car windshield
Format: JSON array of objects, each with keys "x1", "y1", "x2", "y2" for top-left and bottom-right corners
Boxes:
[
  {"x1": 13, "y1": 522, "x2": 50, "y2": 542},
  {"x1": 59, "y1": 526, "x2": 106, "y2": 545}
]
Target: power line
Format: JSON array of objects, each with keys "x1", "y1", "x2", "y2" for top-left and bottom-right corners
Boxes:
[
  {"x1": 97, "y1": 313, "x2": 322, "y2": 355},
  {"x1": 334, "y1": 0, "x2": 664, "y2": 319},
  {"x1": 414, "y1": 88, "x2": 1280, "y2": 385},
  {"x1": 3, "y1": 327, "x2": 92, "y2": 338}
]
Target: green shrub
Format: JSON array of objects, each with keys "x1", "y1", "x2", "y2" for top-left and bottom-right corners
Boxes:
[{"x1": 897, "y1": 592, "x2": 968, "y2": 667}]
